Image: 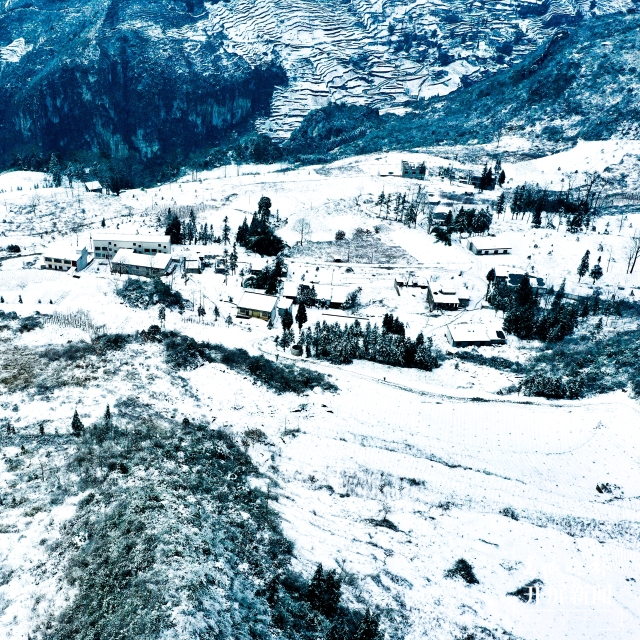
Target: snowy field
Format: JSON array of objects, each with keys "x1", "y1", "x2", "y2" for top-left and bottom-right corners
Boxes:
[{"x1": 1, "y1": 142, "x2": 640, "y2": 639}]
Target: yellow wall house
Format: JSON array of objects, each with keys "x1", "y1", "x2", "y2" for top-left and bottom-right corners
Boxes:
[{"x1": 236, "y1": 292, "x2": 277, "y2": 322}]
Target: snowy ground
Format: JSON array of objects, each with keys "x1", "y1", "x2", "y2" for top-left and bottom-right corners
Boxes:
[{"x1": 1, "y1": 143, "x2": 640, "y2": 638}]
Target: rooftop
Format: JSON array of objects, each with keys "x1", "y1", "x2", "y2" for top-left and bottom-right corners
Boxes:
[
  {"x1": 237, "y1": 291, "x2": 278, "y2": 313},
  {"x1": 112, "y1": 248, "x2": 172, "y2": 269},
  {"x1": 93, "y1": 233, "x2": 170, "y2": 244},
  {"x1": 43, "y1": 245, "x2": 87, "y2": 261},
  {"x1": 469, "y1": 236, "x2": 512, "y2": 250}
]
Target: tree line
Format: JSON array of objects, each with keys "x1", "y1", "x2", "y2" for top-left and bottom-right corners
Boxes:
[
  {"x1": 431, "y1": 206, "x2": 493, "y2": 245},
  {"x1": 278, "y1": 315, "x2": 441, "y2": 371}
]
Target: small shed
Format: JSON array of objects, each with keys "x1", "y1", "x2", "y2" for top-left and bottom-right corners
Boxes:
[
  {"x1": 84, "y1": 181, "x2": 103, "y2": 193},
  {"x1": 236, "y1": 291, "x2": 277, "y2": 322},
  {"x1": 282, "y1": 281, "x2": 300, "y2": 300},
  {"x1": 277, "y1": 297, "x2": 293, "y2": 317},
  {"x1": 494, "y1": 267, "x2": 545, "y2": 290},
  {"x1": 467, "y1": 238, "x2": 512, "y2": 256},
  {"x1": 184, "y1": 257, "x2": 202, "y2": 274}
]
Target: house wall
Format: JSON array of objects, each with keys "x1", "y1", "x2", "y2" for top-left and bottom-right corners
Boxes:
[{"x1": 94, "y1": 238, "x2": 171, "y2": 259}]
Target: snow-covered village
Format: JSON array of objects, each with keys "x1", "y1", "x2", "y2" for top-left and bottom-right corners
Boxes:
[
  {"x1": 1, "y1": 138, "x2": 640, "y2": 640},
  {"x1": 2, "y1": 2, "x2": 640, "y2": 638}
]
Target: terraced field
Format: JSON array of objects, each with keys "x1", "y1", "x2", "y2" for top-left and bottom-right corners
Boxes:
[{"x1": 197, "y1": 0, "x2": 634, "y2": 137}]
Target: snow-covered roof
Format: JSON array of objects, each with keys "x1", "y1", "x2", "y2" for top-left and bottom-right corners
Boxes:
[
  {"x1": 112, "y1": 249, "x2": 171, "y2": 270},
  {"x1": 93, "y1": 233, "x2": 170, "y2": 244},
  {"x1": 277, "y1": 298, "x2": 292, "y2": 309},
  {"x1": 282, "y1": 281, "x2": 299, "y2": 298},
  {"x1": 468, "y1": 236, "x2": 512, "y2": 250},
  {"x1": 43, "y1": 245, "x2": 87, "y2": 261},
  {"x1": 448, "y1": 325, "x2": 491, "y2": 343},
  {"x1": 85, "y1": 181, "x2": 102, "y2": 191},
  {"x1": 237, "y1": 291, "x2": 277, "y2": 313},
  {"x1": 432, "y1": 291, "x2": 459, "y2": 304}
]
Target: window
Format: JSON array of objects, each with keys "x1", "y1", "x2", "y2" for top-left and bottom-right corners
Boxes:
[
  {"x1": 494, "y1": 250, "x2": 498, "y2": 254},
  {"x1": 144, "y1": 249, "x2": 150, "y2": 253},
  {"x1": 64, "y1": 260, "x2": 71, "y2": 264},
  {"x1": 45, "y1": 257, "x2": 51, "y2": 262},
  {"x1": 72, "y1": 261, "x2": 77, "y2": 266},
  {"x1": 54, "y1": 259, "x2": 62, "y2": 263}
]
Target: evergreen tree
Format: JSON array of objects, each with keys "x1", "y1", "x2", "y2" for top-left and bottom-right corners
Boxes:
[
  {"x1": 258, "y1": 196, "x2": 272, "y2": 223},
  {"x1": 375, "y1": 191, "x2": 385, "y2": 216},
  {"x1": 531, "y1": 201, "x2": 543, "y2": 227},
  {"x1": 353, "y1": 609, "x2": 382, "y2": 640},
  {"x1": 495, "y1": 192, "x2": 506, "y2": 217},
  {"x1": 18, "y1": 295, "x2": 22, "y2": 304},
  {"x1": 590, "y1": 263, "x2": 603, "y2": 284},
  {"x1": 282, "y1": 308, "x2": 294, "y2": 331},
  {"x1": 498, "y1": 169, "x2": 506, "y2": 186},
  {"x1": 48, "y1": 154, "x2": 62, "y2": 187},
  {"x1": 222, "y1": 216, "x2": 231, "y2": 245},
  {"x1": 71, "y1": 409, "x2": 84, "y2": 437},
  {"x1": 503, "y1": 275, "x2": 538, "y2": 339},
  {"x1": 432, "y1": 226, "x2": 451, "y2": 245},
  {"x1": 230, "y1": 243, "x2": 238, "y2": 274},
  {"x1": 236, "y1": 217, "x2": 250, "y2": 246},
  {"x1": 307, "y1": 564, "x2": 342, "y2": 619},
  {"x1": 577, "y1": 250, "x2": 590, "y2": 282},
  {"x1": 213, "y1": 305, "x2": 220, "y2": 322},
  {"x1": 279, "y1": 327, "x2": 294, "y2": 350},
  {"x1": 225, "y1": 314, "x2": 233, "y2": 327},
  {"x1": 104, "y1": 405, "x2": 112, "y2": 433},
  {"x1": 165, "y1": 214, "x2": 182, "y2": 245},
  {"x1": 295, "y1": 302, "x2": 307, "y2": 330},
  {"x1": 101, "y1": 217, "x2": 106, "y2": 228},
  {"x1": 486, "y1": 267, "x2": 496, "y2": 299}
]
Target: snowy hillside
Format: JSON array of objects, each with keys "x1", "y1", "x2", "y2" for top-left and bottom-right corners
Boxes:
[{"x1": 1, "y1": 144, "x2": 640, "y2": 638}]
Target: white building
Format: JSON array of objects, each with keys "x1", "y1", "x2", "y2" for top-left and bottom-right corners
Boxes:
[
  {"x1": 236, "y1": 291, "x2": 277, "y2": 322},
  {"x1": 446, "y1": 324, "x2": 506, "y2": 347},
  {"x1": 110, "y1": 249, "x2": 173, "y2": 277},
  {"x1": 467, "y1": 237, "x2": 512, "y2": 256},
  {"x1": 84, "y1": 181, "x2": 103, "y2": 193},
  {"x1": 92, "y1": 233, "x2": 171, "y2": 260},
  {"x1": 41, "y1": 246, "x2": 89, "y2": 272}
]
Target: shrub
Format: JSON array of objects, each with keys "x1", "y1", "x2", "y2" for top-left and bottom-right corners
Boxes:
[
  {"x1": 116, "y1": 278, "x2": 185, "y2": 310},
  {"x1": 444, "y1": 558, "x2": 479, "y2": 584},
  {"x1": 6, "y1": 244, "x2": 20, "y2": 253},
  {"x1": 507, "y1": 579, "x2": 544, "y2": 603},
  {"x1": 501, "y1": 507, "x2": 520, "y2": 521}
]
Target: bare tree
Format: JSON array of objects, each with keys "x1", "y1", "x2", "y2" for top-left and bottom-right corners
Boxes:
[
  {"x1": 626, "y1": 236, "x2": 640, "y2": 274},
  {"x1": 292, "y1": 218, "x2": 312, "y2": 245}
]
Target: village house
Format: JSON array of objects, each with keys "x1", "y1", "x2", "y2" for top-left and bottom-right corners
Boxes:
[
  {"x1": 110, "y1": 249, "x2": 173, "y2": 277},
  {"x1": 494, "y1": 267, "x2": 546, "y2": 291},
  {"x1": 92, "y1": 233, "x2": 171, "y2": 260},
  {"x1": 401, "y1": 161, "x2": 426, "y2": 180},
  {"x1": 41, "y1": 246, "x2": 89, "y2": 272},
  {"x1": 427, "y1": 282, "x2": 460, "y2": 311},
  {"x1": 467, "y1": 237, "x2": 512, "y2": 256},
  {"x1": 446, "y1": 324, "x2": 506, "y2": 347},
  {"x1": 236, "y1": 291, "x2": 278, "y2": 322}
]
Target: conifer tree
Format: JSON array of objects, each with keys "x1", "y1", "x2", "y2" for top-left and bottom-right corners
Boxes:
[
  {"x1": 577, "y1": 250, "x2": 590, "y2": 282},
  {"x1": 230, "y1": 243, "x2": 238, "y2": 274},
  {"x1": 307, "y1": 564, "x2": 342, "y2": 619},
  {"x1": 353, "y1": 608, "x2": 382, "y2": 640},
  {"x1": 281, "y1": 308, "x2": 294, "y2": 331},
  {"x1": 222, "y1": 216, "x2": 231, "y2": 245},
  {"x1": 486, "y1": 267, "x2": 496, "y2": 299},
  {"x1": 71, "y1": 409, "x2": 84, "y2": 437},
  {"x1": 495, "y1": 192, "x2": 506, "y2": 217},
  {"x1": 295, "y1": 302, "x2": 307, "y2": 330},
  {"x1": 498, "y1": 169, "x2": 506, "y2": 186},
  {"x1": 590, "y1": 263, "x2": 603, "y2": 284}
]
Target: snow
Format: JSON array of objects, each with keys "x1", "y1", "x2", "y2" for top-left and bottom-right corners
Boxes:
[{"x1": 1, "y1": 143, "x2": 640, "y2": 638}]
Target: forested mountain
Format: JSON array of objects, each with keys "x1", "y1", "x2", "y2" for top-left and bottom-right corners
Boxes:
[{"x1": 0, "y1": 0, "x2": 636, "y2": 179}]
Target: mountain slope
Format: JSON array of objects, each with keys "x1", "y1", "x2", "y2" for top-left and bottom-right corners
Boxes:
[
  {"x1": 284, "y1": 12, "x2": 640, "y2": 162},
  {"x1": 0, "y1": 0, "x2": 636, "y2": 176}
]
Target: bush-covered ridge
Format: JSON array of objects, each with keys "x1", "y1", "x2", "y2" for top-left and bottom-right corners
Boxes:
[{"x1": 43, "y1": 415, "x2": 381, "y2": 639}]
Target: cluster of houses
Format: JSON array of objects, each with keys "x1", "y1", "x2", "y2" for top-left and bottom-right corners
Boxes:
[{"x1": 41, "y1": 232, "x2": 176, "y2": 277}]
